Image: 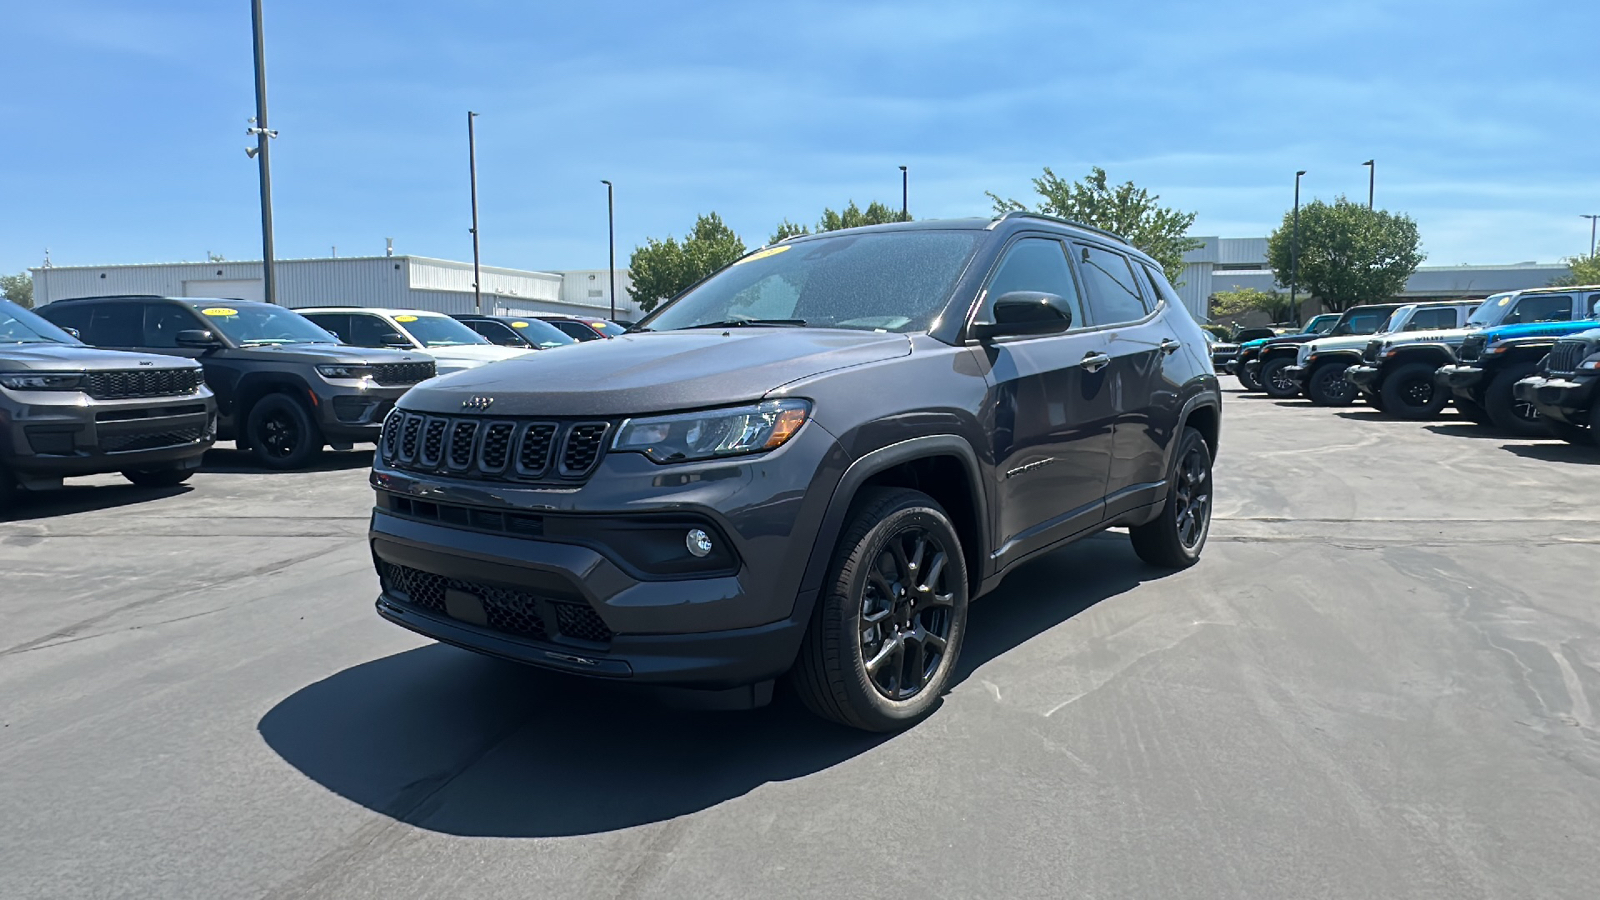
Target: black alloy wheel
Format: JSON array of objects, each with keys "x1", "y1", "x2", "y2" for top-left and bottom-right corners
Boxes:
[
  {"x1": 857, "y1": 526, "x2": 957, "y2": 702},
  {"x1": 247, "y1": 394, "x2": 323, "y2": 470},
  {"x1": 1381, "y1": 362, "x2": 1451, "y2": 419},
  {"x1": 1485, "y1": 364, "x2": 1545, "y2": 437},
  {"x1": 1261, "y1": 357, "x2": 1301, "y2": 398},
  {"x1": 1307, "y1": 364, "x2": 1357, "y2": 406},
  {"x1": 1130, "y1": 426, "x2": 1212, "y2": 568}
]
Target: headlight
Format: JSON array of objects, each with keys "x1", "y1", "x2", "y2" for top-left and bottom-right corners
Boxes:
[
  {"x1": 0, "y1": 371, "x2": 86, "y2": 391},
  {"x1": 614, "y1": 399, "x2": 810, "y2": 463},
  {"x1": 1579, "y1": 356, "x2": 1600, "y2": 372},
  {"x1": 316, "y1": 364, "x2": 375, "y2": 379}
]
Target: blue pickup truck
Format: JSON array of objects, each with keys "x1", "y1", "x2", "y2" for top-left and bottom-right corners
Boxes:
[
  {"x1": 1434, "y1": 286, "x2": 1600, "y2": 435},
  {"x1": 1514, "y1": 326, "x2": 1600, "y2": 448}
]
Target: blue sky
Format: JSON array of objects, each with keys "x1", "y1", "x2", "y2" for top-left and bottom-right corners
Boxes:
[{"x1": 3, "y1": 0, "x2": 1597, "y2": 278}]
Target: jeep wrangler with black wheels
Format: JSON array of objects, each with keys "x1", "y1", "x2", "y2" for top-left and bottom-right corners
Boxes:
[
  {"x1": 1515, "y1": 327, "x2": 1600, "y2": 448},
  {"x1": 367, "y1": 214, "x2": 1221, "y2": 731},
  {"x1": 1265, "y1": 303, "x2": 1402, "y2": 404},
  {"x1": 1341, "y1": 301, "x2": 1479, "y2": 419},
  {"x1": 39, "y1": 296, "x2": 435, "y2": 469}
]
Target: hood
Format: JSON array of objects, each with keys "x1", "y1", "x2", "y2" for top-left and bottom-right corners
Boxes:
[
  {"x1": 1482, "y1": 319, "x2": 1600, "y2": 343},
  {"x1": 1380, "y1": 327, "x2": 1473, "y2": 346},
  {"x1": 0, "y1": 343, "x2": 201, "y2": 372},
  {"x1": 400, "y1": 329, "x2": 912, "y2": 417},
  {"x1": 417, "y1": 344, "x2": 535, "y2": 365},
  {"x1": 228, "y1": 343, "x2": 428, "y2": 365},
  {"x1": 1306, "y1": 333, "x2": 1381, "y2": 353}
]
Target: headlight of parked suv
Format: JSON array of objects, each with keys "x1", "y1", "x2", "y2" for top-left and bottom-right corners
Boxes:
[
  {"x1": 0, "y1": 371, "x2": 86, "y2": 391},
  {"x1": 316, "y1": 364, "x2": 375, "y2": 379},
  {"x1": 614, "y1": 399, "x2": 810, "y2": 463},
  {"x1": 1580, "y1": 355, "x2": 1600, "y2": 372}
]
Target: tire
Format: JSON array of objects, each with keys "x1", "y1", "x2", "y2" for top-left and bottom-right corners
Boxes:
[
  {"x1": 1306, "y1": 363, "x2": 1357, "y2": 406},
  {"x1": 1365, "y1": 391, "x2": 1388, "y2": 412},
  {"x1": 1260, "y1": 357, "x2": 1300, "y2": 398},
  {"x1": 246, "y1": 393, "x2": 323, "y2": 470},
  {"x1": 1454, "y1": 395, "x2": 1490, "y2": 423},
  {"x1": 791, "y1": 487, "x2": 969, "y2": 732},
  {"x1": 121, "y1": 466, "x2": 195, "y2": 487},
  {"x1": 1590, "y1": 401, "x2": 1600, "y2": 450},
  {"x1": 0, "y1": 463, "x2": 18, "y2": 517},
  {"x1": 1381, "y1": 362, "x2": 1450, "y2": 419},
  {"x1": 1236, "y1": 361, "x2": 1262, "y2": 392},
  {"x1": 1484, "y1": 363, "x2": 1544, "y2": 437},
  {"x1": 1543, "y1": 419, "x2": 1590, "y2": 446},
  {"x1": 1130, "y1": 427, "x2": 1213, "y2": 569}
]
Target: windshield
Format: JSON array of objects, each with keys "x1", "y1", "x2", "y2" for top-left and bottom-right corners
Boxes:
[
  {"x1": 1465, "y1": 293, "x2": 1516, "y2": 327},
  {"x1": 1379, "y1": 308, "x2": 1413, "y2": 334},
  {"x1": 590, "y1": 320, "x2": 627, "y2": 337},
  {"x1": 192, "y1": 303, "x2": 339, "y2": 345},
  {"x1": 396, "y1": 315, "x2": 491, "y2": 347},
  {"x1": 1331, "y1": 310, "x2": 1392, "y2": 336},
  {"x1": 505, "y1": 318, "x2": 578, "y2": 349},
  {"x1": 1307, "y1": 315, "x2": 1339, "y2": 334},
  {"x1": 0, "y1": 300, "x2": 80, "y2": 345},
  {"x1": 640, "y1": 231, "x2": 981, "y2": 333}
]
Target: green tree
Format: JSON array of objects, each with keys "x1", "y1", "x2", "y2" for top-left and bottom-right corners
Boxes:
[
  {"x1": 626, "y1": 212, "x2": 748, "y2": 313},
  {"x1": 1210, "y1": 286, "x2": 1295, "y2": 323},
  {"x1": 817, "y1": 200, "x2": 908, "y2": 232},
  {"x1": 1266, "y1": 197, "x2": 1424, "y2": 313},
  {"x1": 769, "y1": 218, "x2": 810, "y2": 245},
  {"x1": 1, "y1": 271, "x2": 33, "y2": 308},
  {"x1": 1551, "y1": 253, "x2": 1600, "y2": 287},
  {"x1": 987, "y1": 166, "x2": 1202, "y2": 284}
]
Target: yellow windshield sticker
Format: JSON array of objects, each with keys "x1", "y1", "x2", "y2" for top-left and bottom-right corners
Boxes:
[
  {"x1": 200, "y1": 307, "x2": 237, "y2": 317},
  {"x1": 395, "y1": 314, "x2": 419, "y2": 322},
  {"x1": 735, "y1": 245, "x2": 791, "y2": 265},
  {"x1": 511, "y1": 320, "x2": 529, "y2": 328},
  {"x1": 1497, "y1": 296, "x2": 1510, "y2": 306}
]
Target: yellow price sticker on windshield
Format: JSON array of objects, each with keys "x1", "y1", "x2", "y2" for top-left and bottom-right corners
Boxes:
[
  {"x1": 200, "y1": 307, "x2": 237, "y2": 317},
  {"x1": 511, "y1": 320, "x2": 529, "y2": 328},
  {"x1": 1497, "y1": 296, "x2": 1510, "y2": 306},
  {"x1": 734, "y1": 245, "x2": 791, "y2": 265},
  {"x1": 395, "y1": 315, "x2": 419, "y2": 322}
]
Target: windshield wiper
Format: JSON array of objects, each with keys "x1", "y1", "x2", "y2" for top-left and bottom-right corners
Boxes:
[{"x1": 680, "y1": 318, "x2": 808, "y2": 330}]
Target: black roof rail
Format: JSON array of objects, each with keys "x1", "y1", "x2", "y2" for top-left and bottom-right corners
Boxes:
[
  {"x1": 990, "y1": 210, "x2": 1131, "y2": 246},
  {"x1": 50, "y1": 294, "x2": 169, "y2": 302}
]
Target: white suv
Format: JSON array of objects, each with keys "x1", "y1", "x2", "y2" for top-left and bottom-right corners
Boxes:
[{"x1": 296, "y1": 308, "x2": 532, "y2": 376}]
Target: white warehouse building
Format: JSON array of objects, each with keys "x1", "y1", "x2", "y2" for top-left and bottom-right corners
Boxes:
[{"x1": 29, "y1": 256, "x2": 644, "y2": 322}]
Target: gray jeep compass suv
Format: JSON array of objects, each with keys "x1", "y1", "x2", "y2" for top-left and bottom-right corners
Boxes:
[
  {"x1": 1, "y1": 299, "x2": 213, "y2": 505},
  {"x1": 369, "y1": 214, "x2": 1221, "y2": 731},
  {"x1": 40, "y1": 296, "x2": 435, "y2": 469}
]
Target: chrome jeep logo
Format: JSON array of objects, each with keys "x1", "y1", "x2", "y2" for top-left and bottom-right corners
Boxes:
[{"x1": 461, "y1": 396, "x2": 495, "y2": 411}]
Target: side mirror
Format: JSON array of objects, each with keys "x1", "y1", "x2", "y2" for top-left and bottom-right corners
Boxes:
[
  {"x1": 380, "y1": 333, "x2": 413, "y2": 348},
  {"x1": 973, "y1": 292, "x2": 1073, "y2": 341},
  {"x1": 175, "y1": 329, "x2": 221, "y2": 348},
  {"x1": 61, "y1": 327, "x2": 81, "y2": 339}
]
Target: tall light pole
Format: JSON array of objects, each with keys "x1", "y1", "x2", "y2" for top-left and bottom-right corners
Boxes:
[
  {"x1": 899, "y1": 165, "x2": 908, "y2": 219},
  {"x1": 1291, "y1": 170, "x2": 1306, "y2": 318},
  {"x1": 467, "y1": 111, "x2": 482, "y2": 314},
  {"x1": 247, "y1": 0, "x2": 279, "y2": 304},
  {"x1": 1362, "y1": 159, "x2": 1375, "y2": 209},
  {"x1": 601, "y1": 180, "x2": 616, "y2": 321},
  {"x1": 1583, "y1": 214, "x2": 1599, "y2": 258}
]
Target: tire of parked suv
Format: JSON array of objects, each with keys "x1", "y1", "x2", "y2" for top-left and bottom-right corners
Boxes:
[
  {"x1": 1484, "y1": 363, "x2": 1544, "y2": 437},
  {"x1": 791, "y1": 487, "x2": 970, "y2": 732},
  {"x1": 1306, "y1": 363, "x2": 1356, "y2": 406},
  {"x1": 1260, "y1": 358, "x2": 1300, "y2": 399},
  {"x1": 121, "y1": 467, "x2": 195, "y2": 488},
  {"x1": 1543, "y1": 419, "x2": 1590, "y2": 446},
  {"x1": 1381, "y1": 362, "x2": 1450, "y2": 419},
  {"x1": 246, "y1": 393, "x2": 324, "y2": 470},
  {"x1": 1236, "y1": 363, "x2": 1262, "y2": 392},
  {"x1": 1129, "y1": 426, "x2": 1213, "y2": 569},
  {"x1": 1454, "y1": 395, "x2": 1490, "y2": 424},
  {"x1": 0, "y1": 463, "x2": 17, "y2": 513},
  {"x1": 1365, "y1": 391, "x2": 1387, "y2": 412}
]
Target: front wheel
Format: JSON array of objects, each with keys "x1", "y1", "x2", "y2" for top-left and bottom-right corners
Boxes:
[
  {"x1": 1130, "y1": 427, "x2": 1213, "y2": 569},
  {"x1": 246, "y1": 394, "x2": 324, "y2": 470},
  {"x1": 121, "y1": 466, "x2": 195, "y2": 487},
  {"x1": 1484, "y1": 364, "x2": 1544, "y2": 436},
  {"x1": 791, "y1": 488, "x2": 969, "y2": 732},
  {"x1": 1260, "y1": 358, "x2": 1300, "y2": 398},
  {"x1": 1381, "y1": 362, "x2": 1450, "y2": 419},
  {"x1": 1236, "y1": 362, "x2": 1262, "y2": 392},
  {"x1": 1455, "y1": 395, "x2": 1491, "y2": 423},
  {"x1": 1306, "y1": 363, "x2": 1356, "y2": 406}
]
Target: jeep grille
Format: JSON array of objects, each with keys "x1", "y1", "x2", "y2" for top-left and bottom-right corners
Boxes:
[
  {"x1": 85, "y1": 368, "x2": 203, "y2": 400},
  {"x1": 1362, "y1": 340, "x2": 1382, "y2": 364},
  {"x1": 380, "y1": 411, "x2": 610, "y2": 483},
  {"x1": 1457, "y1": 335, "x2": 1486, "y2": 363},
  {"x1": 1545, "y1": 339, "x2": 1588, "y2": 376},
  {"x1": 370, "y1": 362, "x2": 436, "y2": 386}
]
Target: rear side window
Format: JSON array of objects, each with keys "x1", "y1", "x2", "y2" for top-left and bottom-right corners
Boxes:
[
  {"x1": 302, "y1": 314, "x2": 350, "y2": 342},
  {"x1": 1075, "y1": 243, "x2": 1150, "y2": 325},
  {"x1": 144, "y1": 304, "x2": 204, "y2": 347},
  {"x1": 981, "y1": 237, "x2": 1085, "y2": 328},
  {"x1": 40, "y1": 302, "x2": 91, "y2": 335},
  {"x1": 347, "y1": 314, "x2": 402, "y2": 347},
  {"x1": 85, "y1": 304, "x2": 145, "y2": 346},
  {"x1": 1405, "y1": 307, "x2": 1458, "y2": 331},
  {"x1": 1139, "y1": 263, "x2": 1183, "y2": 311},
  {"x1": 1506, "y1": 294, "x2": 1572, "y2": 324}
]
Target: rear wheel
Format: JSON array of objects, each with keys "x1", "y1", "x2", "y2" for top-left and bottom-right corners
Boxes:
[
  {"x1": 1484, "y1": 363, "x2": 1544, "y2": 436},
  {"x1": 792, "y1": 488, "x2": 969, "y2": 732},
  {"x1": 1365, "y1": 391, "x2": 1388, "y2": 412},
  {"x1": 1306, "y1": 363, "x2": 1356, "y2": 406},
  {"x1": 1236, "y1": 361, "x2": 1262, "y2": 392},
  {"x1": 1454, "y1": 395, "x2": 1491, "y2": 423},
  {"x1": 1260, "y1": 357, "x2": 1300, "y2": 398},
  {"x1": 1130, "y1": 427, "x2": 1212, "y2": 569},
  {"x1": 1381, "y1": 362, "x2": 1451, "y2": 419},
  {"x1": 246, "y1": 394, "x2": 323, "y2": 470},
  {"x1": 121, "y1": 466, "x2": 195, "y2": 488}
]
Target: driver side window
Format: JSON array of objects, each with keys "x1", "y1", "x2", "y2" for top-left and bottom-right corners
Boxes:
[{"x1": 980, "y1": 238, "x2": 1085, "y2": 328}]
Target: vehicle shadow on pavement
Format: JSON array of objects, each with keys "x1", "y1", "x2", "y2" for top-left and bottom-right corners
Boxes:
[
  {"x1": 1421, "y1": 422, "x2": 1504, "y2": 440},
  {"x1": 257, "y1": 537, "x2": 1155, "y2": 838},
  {"x1": 1500, "y1": 442, "x2": 1599, "y2": 465},
  {"x1": 2, "y1": 483, "x2": 192, "y2": 522},
  {"x1": 200, "y1": 446, "x2": 375, "y2": 474}
]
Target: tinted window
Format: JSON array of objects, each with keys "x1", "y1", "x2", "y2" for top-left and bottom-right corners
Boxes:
[
  {"x1": 1075, "y1": 244, "x2": 1150, "y2": 325},
  {"x1": 468, "y1": 320, "x2": 522, "y2": 346},
  {"x1": 87, "y1": 304, "x2": 145, "y2": 346},
  {"x1": 503, "y1": 318, "x2": 578, "y2": 349},
  {"x1": 348, "y1": 313, "x2": 405, "y2": 347},
  {"x1": 981, "y1": 238, "x2": 1085, "y2": 328},
  {"x1": 1139, "y1": 262, "x2": 1183, "y2": 311},
  {"x1": 37, "y1": 302, "x2": 91, "y2": 336},
  {"x1": 1505, "y1": 294, "x2": 1572, "y2": 324},
  {"x1": 547, "y1": 319, "x2": 603, "y2": 340},
  {"x1": 302, "y1": 314, "x2": 350, "y2": 342},
  {"x1": 1, "y1": 300, "x2": 81, "y2": 345},
  {"x1": 1406, "y1": 307, "x2": 1459, "y2": 331},
  {"x1": 144, "y1": 304, "x2": 204, "y2": 347},
  {"x1": 1588, "y1": 294, "x2": 1600, "y2": 318}
]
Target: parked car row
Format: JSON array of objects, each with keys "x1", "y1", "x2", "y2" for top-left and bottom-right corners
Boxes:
[
  {"x1": 0, "y1": 296, "x2": 624, "y2": 503},
  {"x1": 1216, "y1": 285, "x2": 1600, "y2": 447}
]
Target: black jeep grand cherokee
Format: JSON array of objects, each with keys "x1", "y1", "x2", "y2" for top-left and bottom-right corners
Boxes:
[{"x1": 369, "y1": 214, "x2": 1221, "y2": 731}]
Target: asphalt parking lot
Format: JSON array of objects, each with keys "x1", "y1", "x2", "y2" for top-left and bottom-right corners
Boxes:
[{"x1": 3, "y1": 390, "x2": 1598, "y2": 900}]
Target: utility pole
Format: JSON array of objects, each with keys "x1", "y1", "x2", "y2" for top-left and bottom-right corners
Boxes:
[
  {"x1": 467, "y1": 111, "x2": 482, "y2": 314},
  {"x1": 1583, "y1": 214, "x2": 1599, "y2": 258},
  {"x1": 247, "y1": 0, "x2": 279, "y2": 304},
  {"x1": 1291, "y1": 170, "x2": 1306, "y2": 317},
  {"x1": 1362, "y1": 159, "x2": 1374, "y2": 209},
  {"x1": 899, "y1": 165, "x2": 908, "y2": 219},
  {"x1": 601, "y1": 180, "x2": 616, "y2": 321}
]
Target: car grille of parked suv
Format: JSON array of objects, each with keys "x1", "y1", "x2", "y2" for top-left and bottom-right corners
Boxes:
[
  {"x1": 380, "y1": 411, "x2": 610, "y2": 482},
  {"x1": 379, "y1": 561, "x2": 614, "y2": 644},
  {"x1": 370, "y1": 362, "x2": 436, "y2": 386},
  {"x1": 99, "y1": 422, "x2": 210, "y2": 454},
  {"x1": 1545, "y1": 338, "x2": 1588, "y2": 376},
  {"x1": 85, "y1": 368, "x2": 203, "y2": 400},
  {"x1": 1362, "y1": 340, "x2": 1383, "y2": 364},
  {"x1": 1457, "y1": 335, "x2": 1487, "y2": 363}
]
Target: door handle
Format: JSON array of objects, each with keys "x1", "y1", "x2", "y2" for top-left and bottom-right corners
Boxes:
[
  {"x1": 1160, "y1": 338, "x2": 1182, "y2": 355},
  {"x1": 1080, "y1": 352, "x2": 1111, "y2": 372}
]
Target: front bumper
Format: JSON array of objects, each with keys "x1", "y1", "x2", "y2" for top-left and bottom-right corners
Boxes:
[
  {"x1": 0, "y1": 388, "x2": 215, "y2": 478},
  {"x1": 1513, "y1": 374, "x2": 1598, "y2": 425},
  {"x1": 1436, "y1": 364, "x2": 1486, "y2": 393},
  {"x1": 1345, "y1": 364, "x2": 1382, "y2": 390},
  {"x1": 314, "y1": 383, "x2": 409, "y2": 443}
]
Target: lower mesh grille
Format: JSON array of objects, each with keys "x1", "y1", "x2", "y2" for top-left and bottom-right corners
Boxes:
[
  {"x1": 381, "y1": 562, "x2": 613, "y2": 644},
  {"x1": 553, "y1": 603, "x2": 614, "y2": 643},
  {"x1": 100, "y1": 423, "x2": 209, "y2": 453}
]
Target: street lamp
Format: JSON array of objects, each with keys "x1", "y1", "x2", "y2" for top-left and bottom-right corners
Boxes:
[
  {"x1": 1291, "y1": 170, "x2": 1306, "y2": 318},
  {"x1": 467, "y1": 111, "x2": 482, "y2": 314},
  {"x1": 248, "y1": 0, "x2": 279, "y2": 304},
  {"x1": 1362, "y1": 159, "x2": 1375, "y2": 209},
  {"x1": 899, "y1": 165, "x2": 908, "y2": 219},
  {"x1": 601, "y1": 180, "x2": 616, "y2": 321},
  {"x1": 1583, "y1": 214, "x2": 1599, "y2": 258}
]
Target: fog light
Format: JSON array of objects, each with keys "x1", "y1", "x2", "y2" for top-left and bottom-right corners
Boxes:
[{"x1": 686, "y1": 528, "x2": 713, "y2": 558}]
